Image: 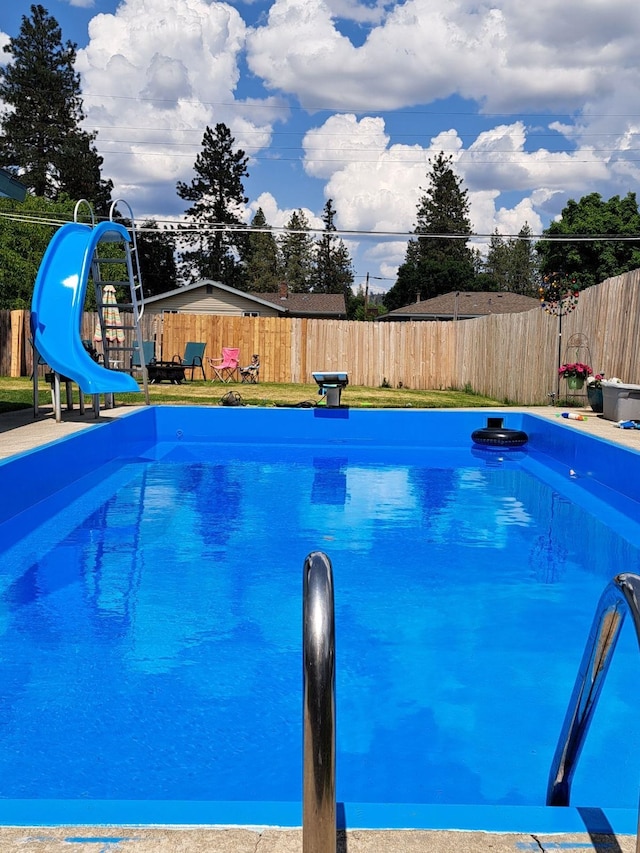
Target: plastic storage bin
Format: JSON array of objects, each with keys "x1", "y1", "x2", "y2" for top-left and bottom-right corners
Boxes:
[{"x1": 602, "y1": 381, "x2": 640, "y2": 421}]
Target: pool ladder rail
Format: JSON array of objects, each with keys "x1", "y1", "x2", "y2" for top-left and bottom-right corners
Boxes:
[
  {"x1": 548, "y1": 572, "x2": 640, "y2": 852},
  {"x1": 75, "y1": 198, "x2": 150, "y2": 407},
  {"x1": 303, "y1": 551, "x2": 336, "y2": 853}
]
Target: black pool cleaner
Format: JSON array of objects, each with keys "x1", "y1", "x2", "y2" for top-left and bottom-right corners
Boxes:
[{"x1": 471, "y1": 416, "x2": 529, "y2": 448}]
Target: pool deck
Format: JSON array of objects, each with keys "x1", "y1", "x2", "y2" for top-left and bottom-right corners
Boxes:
[
  {"x1": 0, "y1": 827, "x2": 634, "y2": 853},
  {"x1": 0, "y1": 402, "x2": 637, "y2": 852}
]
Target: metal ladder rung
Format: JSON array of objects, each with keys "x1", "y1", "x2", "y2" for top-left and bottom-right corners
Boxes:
[{"x1": 90, "y1": 197, "x2": 148, "y2": 405}]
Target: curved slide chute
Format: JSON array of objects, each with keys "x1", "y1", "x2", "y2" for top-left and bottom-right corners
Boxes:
[{"x1": 31, "y1": 221, "x2": 140, "y2": 396}]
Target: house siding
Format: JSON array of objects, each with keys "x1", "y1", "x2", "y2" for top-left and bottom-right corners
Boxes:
[{"x1": 146, "y1": 289, "x2": 281, "y2": 317}]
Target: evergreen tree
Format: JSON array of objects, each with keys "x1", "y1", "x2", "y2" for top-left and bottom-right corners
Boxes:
[
  {"x1": 0, "y1": 4, "x2": 112, "y2": 209},
  {"x1": 313, "y1": 198, "x2": 354, "y2": 301},
  {"x1": 484, "y1": 224, "x2": 538, "y2": 294},
  {"x1": 384, "y1": 152, "x2": 475, "y2": 311},
  {"x1": 244, "y1": 208, "x2": 281, "y2": 292},
  {"x1": 538, "y1": 192, "x2": 640, "y2": 289},
  {"x1": 508, "y1": 224, "x2": 538, "y2": 295},
  {"x1": 484, "y1": 229, "x2": 510, "y2": 289},
  {"x1": 135, "y1": 220, "x2": 177, "y2": 297},
  {"x1": 176, "y1": 123, "x2": 249, "y2": 288},
  {"x1": 279, "y1": 210, "x2": 316, "y2": 292}
]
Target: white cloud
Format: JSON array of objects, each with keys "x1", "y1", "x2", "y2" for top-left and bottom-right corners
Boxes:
[
  {"x1": 76, "y1": 0, "x2": 278, "y2": 213},
  {"x1": 246, "y1": 191, "x2": 323, "y2": 230},
  {"x1": 0, "y1": 31, "x2": 10, "y2": 61},
  {"x1": 39, "y1": 0, "x2": 640, "y2": 287},
  {"x1": 247, "y1": 0, "x2": 640, "y2": 113},
  {"x1": 294, "y1": 112, "x2": 622, "y2": 274}
]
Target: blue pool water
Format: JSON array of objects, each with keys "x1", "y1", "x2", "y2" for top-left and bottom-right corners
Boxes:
[{"x1": 1, "y1": 407, "x2": 640, "y2": 833}]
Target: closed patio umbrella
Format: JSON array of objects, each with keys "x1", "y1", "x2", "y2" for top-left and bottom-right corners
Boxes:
[{"x1": 94, "y1": 284, "x2": 125, "y2": 344}]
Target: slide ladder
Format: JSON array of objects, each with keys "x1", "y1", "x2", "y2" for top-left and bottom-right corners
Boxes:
[{"x1": 83, "y1": 199, "x2": 150, "y2": 405}]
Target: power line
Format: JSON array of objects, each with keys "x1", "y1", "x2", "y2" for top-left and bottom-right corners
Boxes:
[
  {"x1": 80, "y1": 92, "x2": 640, "y2": 120},
  {"x1": 1, "y1": 209, "x2": 638, "y2": 242}
]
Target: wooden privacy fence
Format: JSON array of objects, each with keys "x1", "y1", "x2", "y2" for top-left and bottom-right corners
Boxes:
[{"x1": 4, "y1": 268, "x2": 640, "y2": 404}]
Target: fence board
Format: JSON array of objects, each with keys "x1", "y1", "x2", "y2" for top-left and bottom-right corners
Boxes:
[{"x1": 4, "y1": 271, "x2": 640, "y2": 403}]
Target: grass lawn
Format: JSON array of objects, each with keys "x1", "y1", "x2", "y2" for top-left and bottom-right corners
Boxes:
[{"x1": 0, "y1": 376, "x2": 509, "y2": 413}]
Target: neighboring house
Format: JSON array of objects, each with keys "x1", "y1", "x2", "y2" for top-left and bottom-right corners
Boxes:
[
  {"x1": 378, "y1": 291, "x2": 540, "y2": 321},
  {"x1": 258, "y1": 284, "x2": 347, "y2": 319},
  {"x1": 0, "y1": 168, "x2": 27, "y2": 201},
  {"x1": 144, "y1": 280, "x2": 347, "y2": 319}
]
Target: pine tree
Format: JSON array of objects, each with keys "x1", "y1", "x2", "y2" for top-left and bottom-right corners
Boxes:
[
  {"x1": 135, "y1": 220, "x2": 177, "y2": 298},
  {"x1": 313, "y1": 199, "x2": 354, "y2": 300},
  {"x1": 484, "y1": 229, "x2": 510, "y2": 289},
  {"x1": 244, "y1": 208, "x2": 281, "y2": 292},
  {"x1": 279, "y1": 210, "x2": 316, "y2": 292},
  {"x1": 0, "y1": 4, "x2": 112, "y2": 209},
  {"x1": 176, "y1": 123, "x2": 249, "y2": 287},
  {"x1": 485, "y1": 224, "x2": 538, "y2": 294},
  {"x1": 384, "y1": 152, "x2": 475, "y2": 311}
]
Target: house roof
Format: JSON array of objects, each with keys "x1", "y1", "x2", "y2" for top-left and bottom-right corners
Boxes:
[
  {"x1": 379, "y1": 291, "x2": 540, "y2": 320},
  {"x1": 144, "y1": 280, "x2": 347, "y2": 318},
  {"x1": 257, "y1": 291, "x2": 347, "y2": 318},
  {"x1": 144, "y1": 279, "x2": 288, "y2": 313}
]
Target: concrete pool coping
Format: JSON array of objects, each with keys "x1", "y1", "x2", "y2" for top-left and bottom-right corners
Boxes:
[
  {"x1": 0, "y1": 403, "x2": 638, "y2": 852},
  {"x1": 0, "y1": 827, "x2": 636, "y2": 852}
]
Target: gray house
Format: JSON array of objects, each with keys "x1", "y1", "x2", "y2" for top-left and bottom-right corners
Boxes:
[
  {"x1": 144, "y1": 280, "x2": 346, "y2": 319},
  {"x1": 0, "y1": 168, "x2": 27, "y2": 201},
  {"x1": 378, "y1": 291, "x2": 539, "y2": 321}
]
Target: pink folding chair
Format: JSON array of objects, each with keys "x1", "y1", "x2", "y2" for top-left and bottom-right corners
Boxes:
[{"x1": 207, "y1": 347, "x2": 240, "y2": 382}]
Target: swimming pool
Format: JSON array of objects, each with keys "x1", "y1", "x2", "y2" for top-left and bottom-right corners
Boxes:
[{"x1": 1, "y1": 407, "x2": 639, "y2": 834}]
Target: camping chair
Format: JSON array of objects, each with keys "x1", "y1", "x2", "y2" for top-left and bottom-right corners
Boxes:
[
  {"x1": 208, "y1": 347, "x2": 240, "y2": 383},
  {"x1": 131, "y1": 340, "x2": 155, "y2": 373},
  {"x1": 240, "y1": 354, "x2": 260, "y2": 384},
  {"x1": 174, "y1": 342, "x2": 206, "y2": 380}
]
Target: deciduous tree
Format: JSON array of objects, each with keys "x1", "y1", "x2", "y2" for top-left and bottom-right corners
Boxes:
[
  {"x1": 0, "y1": 195, "x2": 75, "y2": 309},
  {"x1": 538, "y1": 193, "x2": 640, "y2": 289}
]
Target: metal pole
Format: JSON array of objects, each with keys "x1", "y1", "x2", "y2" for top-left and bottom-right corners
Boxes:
[
  {"x1": 547, "y1": 573, "x2": 640, "y2": 853},
  {"x1": 557, "y1": 310, "x2": 562, "y2": 404},
  {"x1": 303, "y1": 551, "x2": 336, "y2": 853}
]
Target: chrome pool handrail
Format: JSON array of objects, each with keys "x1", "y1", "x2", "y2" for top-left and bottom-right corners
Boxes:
[
  {"x1": 303, "y1": 551, "x2": 336, "y2": 853},
  {"x1": 547, "y1": 572, "x2": 640, "y2": 851}
]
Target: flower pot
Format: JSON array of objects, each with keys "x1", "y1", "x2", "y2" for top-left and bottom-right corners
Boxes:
[
  {"x1": 587, "y1": 385, "x2": 603, "y2": 413},
  {"x1": 566, "y1": 375, "x2": 585, "y2": 391}
]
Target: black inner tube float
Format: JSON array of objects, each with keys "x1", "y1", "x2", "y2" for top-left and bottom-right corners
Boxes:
[{"x1": 472, "y1": 417, "x2": 528, "y2": 448}]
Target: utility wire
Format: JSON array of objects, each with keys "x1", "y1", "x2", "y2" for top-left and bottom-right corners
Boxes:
[{"x1": 1, "y1": 209, "x2": 638, "y2": 242}]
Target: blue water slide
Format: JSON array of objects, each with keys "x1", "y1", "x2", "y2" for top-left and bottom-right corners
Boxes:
[{"x1": 30, "y1": 221, "x2": 140, "y2": 396}]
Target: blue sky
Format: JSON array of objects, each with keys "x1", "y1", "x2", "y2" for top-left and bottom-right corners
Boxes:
[{"x1": 1, "y1": 0, "x2": 639, "y2": 292}]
